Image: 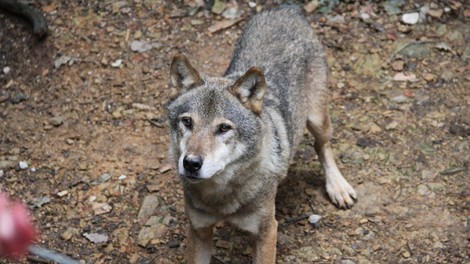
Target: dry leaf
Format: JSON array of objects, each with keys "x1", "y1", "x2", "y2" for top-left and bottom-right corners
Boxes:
[{"x1": 208, "y1": 18, "x2": 244, "y2": 33}]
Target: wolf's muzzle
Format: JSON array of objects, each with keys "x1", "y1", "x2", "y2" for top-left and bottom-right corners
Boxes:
[{"x1": 183, "y1": 155, "x2": 203, "y2": 174}]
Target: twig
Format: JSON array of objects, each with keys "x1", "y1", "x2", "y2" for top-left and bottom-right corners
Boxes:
[
  {"x1": 388, "y1": 40, "x2": 439, "y2": 63},
  {"x1": 279, "y1": 215, "x2": 309, "y2": 229}
]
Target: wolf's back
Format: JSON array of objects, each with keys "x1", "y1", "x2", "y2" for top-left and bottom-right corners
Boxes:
[
  {"x1": 225, "y1": 6, "x2": 315, "y2": 78},
  {"x1": 225, "y1": 6, "x2": 327, "y2": 150}
]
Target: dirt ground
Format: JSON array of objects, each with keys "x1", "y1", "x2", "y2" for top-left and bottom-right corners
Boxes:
[{"x1": 0, "y1": 1, "x2": 469, "y2": 263}]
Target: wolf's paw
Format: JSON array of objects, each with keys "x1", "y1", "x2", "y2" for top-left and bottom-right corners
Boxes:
[{"x1": 326, "y1": 177, "x2": 357, "y2": 209}]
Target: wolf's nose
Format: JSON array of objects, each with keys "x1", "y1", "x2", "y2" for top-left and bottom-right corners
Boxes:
[{"x1": 183, "y1": 155, "x2": 203, "y2": 173}]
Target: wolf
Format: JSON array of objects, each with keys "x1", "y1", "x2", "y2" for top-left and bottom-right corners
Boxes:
[{"x1": 166, "y1": 5, "x2": 357, "y2": 264}]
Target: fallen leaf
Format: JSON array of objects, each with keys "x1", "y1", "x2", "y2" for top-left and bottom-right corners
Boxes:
[{"x1": 208, "y1": 18, "x2": 244, "y2": 33}]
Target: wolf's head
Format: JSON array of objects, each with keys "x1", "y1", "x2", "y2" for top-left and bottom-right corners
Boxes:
[{"x1": 166, "y1": 54, "x2": 266, "y2": 184}]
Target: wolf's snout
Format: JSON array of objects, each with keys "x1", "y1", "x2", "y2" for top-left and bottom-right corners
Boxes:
[{"x1": 183, "y1": 155, "x2": 203, "y2": 173}]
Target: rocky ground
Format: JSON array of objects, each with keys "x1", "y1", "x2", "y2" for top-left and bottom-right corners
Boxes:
[{"x1": 0, "y1": 0, "x2": 469, "y2": 263}]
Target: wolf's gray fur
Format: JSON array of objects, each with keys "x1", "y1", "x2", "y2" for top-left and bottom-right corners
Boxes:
[{"x1": 166, "y1": 6, "x2": 356, "y2": 263}]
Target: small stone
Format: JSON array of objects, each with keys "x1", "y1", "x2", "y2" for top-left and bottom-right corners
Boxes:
[
  {"x1": 118, "y1": 175, "x2": 127, "y2": 180},
  {"x1": 54, "y1": 55, "x2": 70, "y2": 69},
  {"x1": 50, "y1": 116, "x2": 64, "y2": 127},
  {"x1": 100, "y1": 57, "x2": 108, "y2": 66},
  {"x1": 146, "y1": 184, "x2": 160, "y2": 192},
  {"x1": 104, "y1": 243, "x2": 114, "y2": 253},
  {"x1": 57, "y1": 190, "x2": 68, "y2": 197},
  {"x1": 216, "y1": 240, "x2": 232, "y2": 249},
  {"x1": 436, "y1": 24, "x2": 447, "y2": 36},
  {"x1": 19, "y1": 161, "x2": 28, "y2": 169},
  {"x1": 0, "y1": 170, "x2": 3, "y2": 178},
  {"x1": 393, "y1": 72, "x2": 419, "y2": 82},
  {"x1": 441, "y1": 70, "x2": 455, "y2": 82},
  {"x1": 222, "y1": 7, "x2": 243, "y2": 19},
  {"x1": 66, "y1": 139, "x2": 74, "y2": 145},
  {"x1": 359, "y1": 218, "x2": 368, "y2": 224},
  {"x1": 402, "y1": 251, "x2": 411, "y2": 258},
  {"x1": 398, "y1": 24, "x2": 411, "y2": 33},
  {"x1": 145, "y1": 216, "x2": 162, "y2": 226},
  {"x1": 112, "y1": 228, "x2": 129, "y2": 245},
  {"x1": 308, "y1": 214, "x2": 322, "y2": 224},
  {"x1": 464, "y1": 9, "x2": 470, "y2": 17},
  {"x1": 92, "y1": 202, "x2": 113, "y2": 215},
  {"x1": 31, "y1": 196, "x2": 50, "y2": 208},
  {"x1": 142, "y1": 66, "x2": 150, "y2": 74},
  {"x1": 421, "y1": 170, "x2": 436, "y2": 180},
  {"x1": 446, "y1": 30, "x2": 465, "y2": 47},
  {"x1": 10, "y1": 148, "x2": 20, "y2": 155},
  {"x1": 391, "y1": 60, "x2": 404, "y2": 71},
  {"x1": 159, "y1": 163, "x2": 172, "y2": 174},
  {"x1": 106, "y1": 26, "x2": 114, "y2": 33},
  {"x1": 211, "y1": 0, "x2": 225, "y2": 15},
  {"x1": 423, "y1": 73, "x2": 436, "y2": 82},
  {"x1": 391, "y1": 95, "x2": 409, "y2": 103},
  {"x1": 402, "y1": 12, "x2": 420, "y2": 24},
  {"x1": 385, "y1": 120, "x2": 399, "y2": 130},
  {"x1": 3, "y1": 66, "x2": 10, "y2": 75},
  {"x1": 111, "y1": 59, "x2": 122, "y2": 68},
  {"x1": 130, "y1": 40, "x2": 155, "y2": 53},
  {"x1": 84, "y1": 232, "x2": 109, "y2": 243},
  {"x1": 134, "y1": 30, "x2": 142, "y2": 39},
  {"x1": 137, "y1": 225, "x2": 167, "y2": 247},
  {"x1": 100, "y1": 173, "x2": 111, "y2": 183},
  {"x1": 190, "y1": 19, "x2": 204, "y2": 26},
  {"x1": 0, "y1": 160, "x2": 15, "y2": 169},
  {"x1": 373, "y1": 245, "x2": 382, "y2": 251},
  {"x1": 417, "y1": 184, "x2": 432, "y2": 196},
  {"x1": 61, "y1": 227, "x2": 75, "y2": 241},
  {"x1": 78, "y1": 163, "x2": 88, "y2": 171},
  {"x1": 427, "y1": 9, "x2": 443, "y2": 18},
  {"x1": 248, "y1": 2, "x2": 256, "y2": 8},
  {"x1": 304, "y1": 1, "x2": 319, "y2": 13},
  {"x1": 112, "y1": 110, "x2": 123, "y2": 119}
]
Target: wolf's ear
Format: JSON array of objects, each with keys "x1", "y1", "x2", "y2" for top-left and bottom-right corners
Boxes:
[
  {"x1": 170, "y1": 54, "x2": 204, "y2": 93},
  {"x1": 229, "y1": 67, "x2": 266, "y2": 115}
]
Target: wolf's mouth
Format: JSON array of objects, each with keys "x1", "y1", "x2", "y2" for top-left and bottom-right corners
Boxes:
[{"x1": 183, "y1": 173, "x2": 205, "y2": 183}]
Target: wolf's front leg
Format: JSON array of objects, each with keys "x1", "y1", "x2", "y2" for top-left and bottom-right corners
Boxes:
[
  {"x1": 187, "y1": 225, "x2": 214, "y2": 264},
  {"x1": 253, "y1": 214, "x2": 278, "y2": 264}
]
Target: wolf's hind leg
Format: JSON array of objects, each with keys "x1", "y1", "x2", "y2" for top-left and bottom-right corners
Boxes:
[{"x1": 306, "y1": 109, "x2": 357, "y2": 208}]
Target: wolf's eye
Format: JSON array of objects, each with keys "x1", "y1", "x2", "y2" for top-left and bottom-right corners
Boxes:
[
  {"x1": 181, "y1": 117, "x2": 192, "y2": 128},
  {"x1": 218, "y1": 123, "x2": 232, "y2": 134}
]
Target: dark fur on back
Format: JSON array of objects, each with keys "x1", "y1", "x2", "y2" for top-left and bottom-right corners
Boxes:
[{"x1": 225, "y1": 6, "x2": 327, "y2": 155}]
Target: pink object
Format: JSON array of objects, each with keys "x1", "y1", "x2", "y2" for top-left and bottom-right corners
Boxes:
[{"x1": 0, "y1": 192, "x2": 36, "y2": 258}]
